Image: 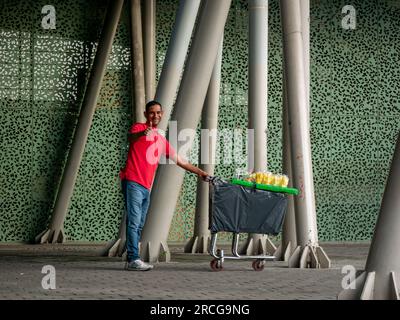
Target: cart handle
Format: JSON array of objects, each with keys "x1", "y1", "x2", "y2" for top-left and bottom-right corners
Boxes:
[
  {"x1": 206, "y1": 176, "x2": 227, "y2": 185},
  {"x1": 205, "y1": 175, "x2": 214, "y2": 183}
]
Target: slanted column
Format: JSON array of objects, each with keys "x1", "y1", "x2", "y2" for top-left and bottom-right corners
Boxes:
[
  {"x1": 130, "y1": 0, "x2": 146, "y2": 123},
  {"x1": 143, "y1": 0, "x2": 156, "y2": 102},
  {"x1": 105, "y1": 211, "x2": 127, "y2": 257},
  {"x1": 107, "y1": 0, "x2": 202, "y2": 258},
  {"x1": 184, "y1": 37, "x2": 223, "y2": 254},
  {"x1": 35, "y1": 0, "x2": 124, "y2": 244},
  {"x1": 107, "y1": 0, "x2": 145, "y2": 257},
  {"x1": 156, "y1": 0, "x2": 202, "y2": 132},
  {"x1": 239, "y1": 0, "x2": 277, "y2": 256},
  {"x1": 140, "y1": 0, "x2": 232, "y2": 263},
  {"x1": 338, "y1": 133, "x2": 400, "y2": 300}
]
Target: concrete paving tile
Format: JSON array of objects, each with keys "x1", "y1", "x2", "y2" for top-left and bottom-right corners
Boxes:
[{"x1": 0, "y1": 242, "x2": 369, "y2": 300}]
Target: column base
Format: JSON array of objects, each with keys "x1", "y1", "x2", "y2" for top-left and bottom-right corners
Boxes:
[
  {"x1": 274, "y1": 240, "x2": 295, "y2": 262},
  {"x1": 104, "y1": 238, "x2": 126, "y2": 257},
  {"x1": 184, "y1": 234, "x2": 211, "y2": 254},
  {"x1": 338, "y1": 271, "x2": 399, "y2": 300},
  {"x1": 35, "y1": 228, "x2": 65, "y2": 244},
  {"x1": 105, "y1": 213, "x2": 126, "y2": 257},
  {"x1": 140, "y1": 240, "x2": 171, "y2": 263},
  {"x1": 287, "y1": 244, "x2": 331, "y2": 268},
  {"x1": 238, "y1": 234, "x2": 277, "y2": 256}
]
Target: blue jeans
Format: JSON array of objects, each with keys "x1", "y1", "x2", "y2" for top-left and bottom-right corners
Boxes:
[{"x1": 122, "y1": 180, "x2": 150, "y2": 262}]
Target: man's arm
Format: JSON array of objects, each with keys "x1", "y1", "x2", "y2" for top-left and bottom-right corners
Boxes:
[
  {"x1": 171, "y1": 154, "x2": 210, "y2": 181},
  {"x1": 128, "y1": 126, "x2": 153, "y2": 143},
  {"x1": 128, "y1": 131, "x2": 145, "y2": 143}
]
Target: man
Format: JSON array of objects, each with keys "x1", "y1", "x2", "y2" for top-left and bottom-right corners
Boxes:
[{"x1": 119, "y1": 100, "x2": 210, "y2": 271}]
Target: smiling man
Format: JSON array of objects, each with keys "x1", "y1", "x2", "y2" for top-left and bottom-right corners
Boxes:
[{"x1": 119, "y1": 100, "x2": 210, "y2": 271}]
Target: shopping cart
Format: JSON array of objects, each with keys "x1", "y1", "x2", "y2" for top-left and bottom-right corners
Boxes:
[{"x1": 207, "y1": 176, "x2": 290, "y2": 271}]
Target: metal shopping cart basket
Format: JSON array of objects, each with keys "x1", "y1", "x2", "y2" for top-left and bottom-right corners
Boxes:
[{"x1": 207, "y1": 176, "x2": 297, "y2": 271}]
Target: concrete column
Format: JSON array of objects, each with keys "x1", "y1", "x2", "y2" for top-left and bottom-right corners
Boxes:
[
  {"x1": 140, "y1": 0, "x2": 232, "y2": 263},
  {"x1": 276, "y1": 0, "x2": 309, "y2": 261},
  {"x1": 130, "y1": 0, "x2": 146, "y2": 123},
  {"x1": 300, "y1": 0, "x2": 320, "y2": 242},
  {"x1": 281, "y1": 0, "x2": 330, "y2": 268},
  {"x1": 301, "y1": 0, "x2": 310, "y2": 107},
  {"x1": 274, "y1": 73, "x2": 297, "y2": 261},
  {"x1": 239, "y1": 0, "x2": 276, "y2": 256},
  {"x1": 107, "y1": 0, "x2": 201, "y2": 258},
  {"x1": 248, "y1": 0, "x2": 268, "y2": 172},
  {"x1": 35, "y1": 0, "x2": 124, "y2": 244},
  {"x1": 184, "y1": 37, "x2": 223, "y2": 254},
  {"x1": 143, "y1": 0, "x2": 156, "y2": 102},
  {"x1": 339, "y1": 133, "x2": 400, "y2": 300},
  {"x1": 156, "y1": 0, "x2": 202, "y2": 132},
  {"x1": 105, "y1": 212, "x2": 127, "y2": 257}
]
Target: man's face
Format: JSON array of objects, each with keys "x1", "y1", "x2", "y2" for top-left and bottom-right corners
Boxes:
[{"x1": 144, "y1": 104, "x2": 163, "y2": 126}]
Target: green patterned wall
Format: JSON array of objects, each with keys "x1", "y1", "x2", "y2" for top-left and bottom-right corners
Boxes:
[
  {"x1": 0, "y1": 0, "x2": 131, "y2": 242},
  {"x1": 0, "y1": 0, "x2": 399, "y2": 243}
]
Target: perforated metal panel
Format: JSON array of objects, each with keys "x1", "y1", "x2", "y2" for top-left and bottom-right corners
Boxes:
[{"x1": 0, "y1": 0, "x2": 399, "y2": 243}]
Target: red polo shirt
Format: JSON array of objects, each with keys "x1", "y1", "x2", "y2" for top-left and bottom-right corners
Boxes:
[{"x1": 119, "y1": 123, "x2": 176, "y2": 190}]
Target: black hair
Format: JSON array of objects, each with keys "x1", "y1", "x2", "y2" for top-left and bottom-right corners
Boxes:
[{"x1": 145, "y1": 100, "x2": 163, "y2": 113}]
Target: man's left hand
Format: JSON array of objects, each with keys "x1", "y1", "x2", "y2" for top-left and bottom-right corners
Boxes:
[{"x1": 200, "y1": 173, "x2": 211, "y2": 182}]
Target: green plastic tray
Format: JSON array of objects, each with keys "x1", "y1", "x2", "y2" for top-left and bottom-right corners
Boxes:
[{"x1": 231, "y1": 178, "x2": 299, "y2": 195}]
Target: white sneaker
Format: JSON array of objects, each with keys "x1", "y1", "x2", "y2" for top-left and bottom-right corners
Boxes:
[{"x1": 125, "y1": 259, "x2": 154, "y2": 271}]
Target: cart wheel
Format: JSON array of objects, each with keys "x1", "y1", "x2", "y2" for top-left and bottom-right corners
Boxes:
[
  {"x1": 252, "y1": 260, "x2": 265, "y2": 271},
  {"x1": 210, "y1": 259, "x2": 223, "y2": 271}
]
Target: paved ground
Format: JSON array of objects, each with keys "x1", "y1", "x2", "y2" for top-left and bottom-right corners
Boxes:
[{"x1": 0, "y1": 242, "x2": 369, "y2": 300}]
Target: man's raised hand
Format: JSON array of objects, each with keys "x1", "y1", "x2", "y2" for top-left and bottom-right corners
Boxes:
[{"x1": 143, "y1": 120, "x2": 153, "y2": 136}]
